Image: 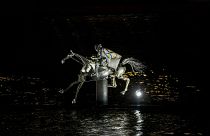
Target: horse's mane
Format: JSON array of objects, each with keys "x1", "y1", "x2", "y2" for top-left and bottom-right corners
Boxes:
[{"x1": 74, "y1": 53, "x2": 90, "y2": 65}]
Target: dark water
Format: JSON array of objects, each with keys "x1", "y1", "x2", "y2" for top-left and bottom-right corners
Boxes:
[
  {"x1": 0, "y1": 107, "x2": 207, "y2": 136},
  {"x1": 0, "y1": 75, "x2": 208, "y2": 136}
]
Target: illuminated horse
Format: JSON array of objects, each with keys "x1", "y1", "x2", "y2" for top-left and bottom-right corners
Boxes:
[{"x1": 60, "y1": 47, "x2": 145, "y2": 103}]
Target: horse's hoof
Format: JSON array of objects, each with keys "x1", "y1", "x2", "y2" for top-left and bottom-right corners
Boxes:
[
  {"x1": 72, "y1": 99, "x2": 76, "y2": 104},
  {"x1": 59, "y1": 89, "x2": 64, "y2": 94},
  {"x1": 61, "y1": 60, "x2": 65, "y2": 64},
  {"x1": 120, "y1": 91, "x2": 126, "y2": 95}
]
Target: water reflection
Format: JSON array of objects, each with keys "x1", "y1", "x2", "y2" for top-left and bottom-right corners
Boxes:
[
  {"x1": 0, "y1": 108, "x2": 206, "y2": 136},
  {"x1": 134, "y1": 110, "x2": 143, "y2": 136},
  {"x1": 67, "y1": 109, "x2": 143, "y2": 136}
]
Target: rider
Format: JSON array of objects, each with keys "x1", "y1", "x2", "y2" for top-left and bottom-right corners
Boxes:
[
  {"x1": 94, "y1": 44, "x2": 123, "y2": 87},
  {"x1": 94, "y1": 44, "x2": 122, "y2": 71}
]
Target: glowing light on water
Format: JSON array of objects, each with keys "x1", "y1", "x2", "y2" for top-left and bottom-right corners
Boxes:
[{"x1": 135, "y1": 90, "x2": 142, "y2": 97}]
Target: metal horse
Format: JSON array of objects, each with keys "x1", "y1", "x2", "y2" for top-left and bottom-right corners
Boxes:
[{"x1": 60, "y1": 49, "x2": 145, "y2": 104}]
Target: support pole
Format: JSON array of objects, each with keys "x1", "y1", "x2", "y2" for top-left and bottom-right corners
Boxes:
[{"x1": 96, "y1": 79, "x2": 108, "y2": 106}]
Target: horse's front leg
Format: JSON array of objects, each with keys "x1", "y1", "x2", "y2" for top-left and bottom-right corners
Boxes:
[
  {"x1": 120, "y1": 75, "x2": 130, "y2": 95},
  {"x1": 59, "y1": 80, "x2": 79, "y2": 94},
  {"x1": 59, "y1": 73, "x2": 83, "y2": 94},
  {"x1": 112, "y1": 76, "x2": 117, "y2": 87},
  {"x1": 72, "y1": 82, "x2": 84, "y2": 104}
]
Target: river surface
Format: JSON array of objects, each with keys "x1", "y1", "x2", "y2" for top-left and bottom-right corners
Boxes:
[
  {"x1": 0, "y1": 75, "x2": 207, "y2": 136},
  {"x1": 0, "y1": 107, "x2": 207, "y2": 136}
]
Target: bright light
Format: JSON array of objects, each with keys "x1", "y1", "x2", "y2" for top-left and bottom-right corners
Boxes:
[{"x1": 135, "y1": 90, "x2": 142, "y2": 97}]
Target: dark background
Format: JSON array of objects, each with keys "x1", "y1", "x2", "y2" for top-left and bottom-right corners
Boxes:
[
  {"x1": 0, "y1": 3, "x2": 209, "y2": 135},
  {"x1": 0, "y1": 1, "x2": 209, "y2": 94}
]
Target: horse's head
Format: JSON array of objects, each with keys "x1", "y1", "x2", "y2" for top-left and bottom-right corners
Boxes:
[
  {"x1": 68, "y1": 50, "x2": 75, "y2": 57},
  {"x1": 61, "y1": 50, "x2": 75, "y2": 64}
]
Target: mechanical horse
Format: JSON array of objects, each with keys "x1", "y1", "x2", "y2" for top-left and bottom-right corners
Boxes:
[{"x1": 59, "y1": 45, "x2": 145, "y2": 104}]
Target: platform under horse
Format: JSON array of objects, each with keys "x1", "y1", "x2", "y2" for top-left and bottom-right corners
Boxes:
[{"x1": 60, "y1": 45, "x2": 145, "y2": 104}]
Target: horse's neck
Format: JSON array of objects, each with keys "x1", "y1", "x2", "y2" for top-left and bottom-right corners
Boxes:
[{"x1": 73, "y1": 53, "x2": 90, "y2": 65}]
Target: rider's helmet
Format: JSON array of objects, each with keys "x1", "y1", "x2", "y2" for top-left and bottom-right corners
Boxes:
[{"x1": 95, "y1": 44, "x2": 103, "y2": 52}]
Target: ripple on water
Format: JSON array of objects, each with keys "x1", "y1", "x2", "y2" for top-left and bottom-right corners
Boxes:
[{"x1": 0, "y1": 108, "x2": 207, "y2": 136}]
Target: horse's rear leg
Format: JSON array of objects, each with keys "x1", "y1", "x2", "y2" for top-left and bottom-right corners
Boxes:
[{"x1": 120, "y1": 76, "x2": 130, "y2": 95}]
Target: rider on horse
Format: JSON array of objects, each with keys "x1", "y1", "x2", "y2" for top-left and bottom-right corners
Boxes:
[{"x1": 94, "y1": 44, "x2": 122, "y2": 71}]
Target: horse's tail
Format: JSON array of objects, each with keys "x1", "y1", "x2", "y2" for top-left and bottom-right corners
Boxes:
[{"x1": 121, "y1": 57, "x2": 146, "y2": 72}]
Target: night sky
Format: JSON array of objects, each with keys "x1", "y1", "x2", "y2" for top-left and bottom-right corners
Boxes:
[{"x1": 0, "y1": 1, "x2": 209, "y2": 90}]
